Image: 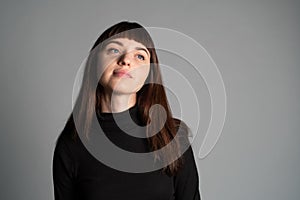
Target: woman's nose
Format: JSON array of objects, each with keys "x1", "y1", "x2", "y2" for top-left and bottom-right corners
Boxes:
[{"x1": 118, "y1": 53, "x2": 131, "y2": 67}]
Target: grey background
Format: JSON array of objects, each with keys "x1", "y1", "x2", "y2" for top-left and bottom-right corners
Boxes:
[{"x1": 0, "y1": 0, "x2": 299, "y2": 199}]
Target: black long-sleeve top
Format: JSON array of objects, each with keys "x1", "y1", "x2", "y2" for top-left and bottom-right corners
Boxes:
[{"x1": 52, "y1": 104, "x2": 200, "y2": 200}]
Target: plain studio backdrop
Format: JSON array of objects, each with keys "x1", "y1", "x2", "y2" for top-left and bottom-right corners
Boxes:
[{"x1": 0, "y1": 0, "x2": 299, "y2": 199}]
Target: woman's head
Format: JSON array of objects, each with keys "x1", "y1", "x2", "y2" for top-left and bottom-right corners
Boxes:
[
  {"x1": 71, "y1": 21, "x2": 186, "y2": 176},
  {"x1": 90, "y1": 21, "x2": 155, "y2": 54},
  {"x1": 91, "y1": 21, "x2": 161, "y2": 99}
]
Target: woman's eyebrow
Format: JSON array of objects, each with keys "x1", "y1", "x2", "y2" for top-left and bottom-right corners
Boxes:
[{"x1": 135, "y1": 47, "x2": 150, "y2": 57}]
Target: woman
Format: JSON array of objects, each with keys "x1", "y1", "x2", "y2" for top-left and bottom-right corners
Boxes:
[{"x1": 53, "y1": 21, "x2": 200, "y2": 200}]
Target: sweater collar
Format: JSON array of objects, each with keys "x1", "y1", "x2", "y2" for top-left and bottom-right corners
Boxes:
[{"x1": 96, "y1": 104, "x2": 143, "y2": 131}]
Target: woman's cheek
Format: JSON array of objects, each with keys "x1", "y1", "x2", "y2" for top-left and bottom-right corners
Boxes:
[{"x1": 137, "y1": 64, "x2": 150, "y2": 80}]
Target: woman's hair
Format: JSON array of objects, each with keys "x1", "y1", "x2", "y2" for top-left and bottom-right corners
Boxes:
[{"x1": 63, "y1": 21, "x2": 189, "y2": 176}]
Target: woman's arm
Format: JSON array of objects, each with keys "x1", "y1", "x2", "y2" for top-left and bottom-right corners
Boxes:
[
  {"x1": 174, "y1": 145, "x2": 201, "y2": 200},
  {"x1": 52, "y1": 136, "x2": 77, "y2": 200}
]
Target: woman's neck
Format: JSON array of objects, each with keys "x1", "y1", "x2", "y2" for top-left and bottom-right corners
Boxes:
[{"x1": 100, "y1": 92, "x2": 137, "y2": 113}]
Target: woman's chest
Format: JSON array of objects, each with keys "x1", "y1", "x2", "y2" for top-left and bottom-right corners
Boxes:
[{"x1": 75, "y1": 156, "x2": 175, "y2": 200}]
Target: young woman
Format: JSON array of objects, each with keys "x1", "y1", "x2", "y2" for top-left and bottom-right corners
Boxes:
[{"x1": 52, "y1": 21, "x2": 200, "y2": 200}]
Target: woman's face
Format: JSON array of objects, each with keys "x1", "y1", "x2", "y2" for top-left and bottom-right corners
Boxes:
[{"x1": 98, "y1": 38, "x2": 151, "y2": 95}]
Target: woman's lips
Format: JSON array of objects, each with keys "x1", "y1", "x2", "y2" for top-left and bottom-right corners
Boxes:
[{"x1": 113, "y1": 69, "x2": 132, "y2": 78}]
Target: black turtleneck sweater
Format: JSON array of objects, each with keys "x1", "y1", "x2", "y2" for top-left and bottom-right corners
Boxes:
[{"x1": 52, "y1": 105, "x2": 200, "y2": 200}]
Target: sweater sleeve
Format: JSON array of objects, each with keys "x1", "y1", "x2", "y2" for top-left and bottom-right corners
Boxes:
[
  {"x1": 174, "y1": 146, "x2": 201, "y2": 200},
  {"x1": 52, "y1": 135, "x2": 77, "y2": 200}
]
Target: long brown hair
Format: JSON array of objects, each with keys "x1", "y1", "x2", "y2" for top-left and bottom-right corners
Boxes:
[{"x1": 63, "y1": 21, "x2": 189, "y2": 176}]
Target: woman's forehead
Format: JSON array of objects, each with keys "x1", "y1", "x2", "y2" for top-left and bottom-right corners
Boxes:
[{"x1": 104, "y1": 38, "x2": 148, "y2": 48}]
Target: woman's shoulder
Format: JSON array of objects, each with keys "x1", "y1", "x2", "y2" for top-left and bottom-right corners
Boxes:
[
  {"x1": 54, "y1": 115, "x2": 81, "y2": 155},
  {"x1": 172, "y1": 118, "x2": 188, "y2": 130},
  {"x1": 56, "y1": 113, "x2": 81, "y2": 142},
  {"x1": 172, "y1": 118, "x2": 191, "y2": 137},
  {"x1": 55, "y1": 129, "x2": 77, "y2": 146},
  {"x1": 54, "y1": 130, "x2": 76, "y2": 156},
  {"x1": 172, "y1": 117, "x2": 192, "y2": 147}
]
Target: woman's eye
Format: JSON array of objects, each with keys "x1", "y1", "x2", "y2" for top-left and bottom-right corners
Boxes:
[
  {"x1": 137, "y1": 54, "x2": 145, "y2": 60},
  {"x1": 108, "y1": 48, "x2": 120, "y2": 54}
]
